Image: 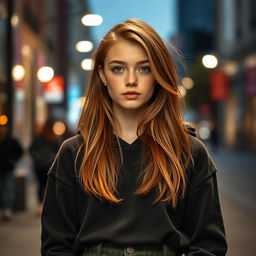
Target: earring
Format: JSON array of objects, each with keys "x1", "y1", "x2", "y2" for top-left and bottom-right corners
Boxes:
[{"x1": 104, "y1": 82, "x2": 107, "y2": 86}]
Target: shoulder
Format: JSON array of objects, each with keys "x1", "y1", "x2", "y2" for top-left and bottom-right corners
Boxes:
[
  {"x1": 187, "y1": 136, "x2": 217, "y2": 190},
  {"x1": 58, "y1": 134, "x2": 83, "y2": 155},
  {"x1": 49, "y1": 134, "x2": 83, "y2": 179},
  {"x1": 189, "y1": 135, "x2": 209, "y2": 159},
  {"x1": 56, "y1": 134, "x2": 84, "y2": 166}
]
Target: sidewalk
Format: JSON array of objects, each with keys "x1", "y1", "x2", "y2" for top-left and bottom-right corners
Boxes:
[
  {"x1": 219, "y1": 191, "x2": 256, "y2": 256},
  {"x1": 209, "y1": 146, "x2": 256, "y2": 256},
  {"x1": 0, "y1": 182, "x2": 41, "y2": 256},
  {"x1": 209, "y1": 146, "x2": 256, "y2": 212}
]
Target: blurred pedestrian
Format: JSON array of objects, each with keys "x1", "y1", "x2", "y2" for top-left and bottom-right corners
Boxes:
[
  {"x1": 29, "y1": 119, "x2": 60, "y2": 215},
  {"x1": 41, "y1": 19, "x2": 227, "y2": 255},
  {"x1": 210, "y1": 121, "x2": 219, "y2": 153},
  {"x1": 0, "y1": 124, "x2": 23, "y2": 221}
]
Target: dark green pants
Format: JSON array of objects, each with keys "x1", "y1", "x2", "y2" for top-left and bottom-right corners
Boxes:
[{"x1": 82, "y1": 242, "x2": 176, "y2": 256}]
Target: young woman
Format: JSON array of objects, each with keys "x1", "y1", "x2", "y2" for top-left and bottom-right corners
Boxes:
[{"x1": 41, "y1": 19, "x2": 227, "y2": 256}]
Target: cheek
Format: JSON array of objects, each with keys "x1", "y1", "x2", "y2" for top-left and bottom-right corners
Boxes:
[
  {"x1": 106, "y1": 77, "x2": 122, "y2": 99},
  {"x1": 106, "y1": 76, "x2": 122, "y2": 91},
  {"x1": 144, "y1": 78, "x2": 156, "y2": 94}
]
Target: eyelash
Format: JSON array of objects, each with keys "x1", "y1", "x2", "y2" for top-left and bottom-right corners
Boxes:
[
  {"x1": 138, "y1": 66, "x2": 151, "y2": 73},
  {"x1": 111, "y1": 66, "x2": 124, "y2": 73},
  {"x1": 111, "y1": 65, "x2": 151, "y2": 73}
]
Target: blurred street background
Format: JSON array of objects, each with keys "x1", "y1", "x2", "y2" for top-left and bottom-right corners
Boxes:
[{"x1": 0, "y1": 0, "x2": 255, "y2": 255}]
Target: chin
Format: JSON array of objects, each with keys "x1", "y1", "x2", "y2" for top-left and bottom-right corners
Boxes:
[
  {"x1": 124, "y1": 102, "x2": 143, "y2": 108},
  {"x1": 114, "y1": 101, "x2": 145, "y2": 111},
  {"x1": 123, "y1": 105, "x2": 145, "y2": 111}
]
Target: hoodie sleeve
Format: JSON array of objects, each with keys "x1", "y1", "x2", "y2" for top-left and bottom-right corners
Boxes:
[
  {"x1": 41, "y1": 138, "x2": 80, "y2": 256},
  {"x1": 183, "y1": 137, "x2": 227, "y2": 256}
]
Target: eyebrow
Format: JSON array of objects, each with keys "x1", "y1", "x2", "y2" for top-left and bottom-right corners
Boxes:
[{"x1": 108, "y1": 60, "x2": 149, "y2": 65}]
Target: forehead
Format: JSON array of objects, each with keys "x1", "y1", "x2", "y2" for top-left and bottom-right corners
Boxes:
[{"x1": 105, "y1": 40, "x2": 148, "y2": 63}]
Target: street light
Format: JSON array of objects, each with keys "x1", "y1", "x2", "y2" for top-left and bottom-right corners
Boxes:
[
  {"x1": 53, "y1": 121, "x2": 66, "y2": 136},
  {"x1": 76, "y1": 41, "x2": 93, "y2": 52},
  {"x1": 81, "y1": 14, "x2": 103, "y2": 26},
  {"x1": 11, "y1": 14, "x2": 19, "y2": 27},
  {"x1": 37, "y1": 66, "x2": 54, "y2": 83},
  {"x1": 12, "y1": 65, "x2": 25, "y2": 81},
  {"x1": 21, "y1": 44, "x2": 31, "y2": 56},
  {"x1": 182, "y1": 77, "x2": 194, "y2": 90},
  {"x1": 81, "y1": 59, "x2": 93, "y2": 70},
  {"x1": 245, "y1": 54, "x2": 256, "y2": 67},
  {"x1": 222, "y1": 61, "x2": 238, "y2": 76},
  {"x1": 202, "y1": 55, "x2": 218, "y2": 69},
  {"x1": 0, "y1": 115, "x2": 8, "y2": 125}
]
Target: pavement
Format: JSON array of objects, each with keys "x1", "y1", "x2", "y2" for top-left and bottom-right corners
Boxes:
[
  {"x1": 0, "y1": 146, "x2": 255, "y2": 256},
  {"x1": 0, "y1": 181, "x2": 41, "y2": 256},
  {"x1": 210, "y1": 146, "x2": 256, "y2": 256}
]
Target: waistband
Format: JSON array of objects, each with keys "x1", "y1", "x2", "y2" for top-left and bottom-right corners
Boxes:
[{"x1": 83, "y1": 242, "x2": 177, "y2": 256}]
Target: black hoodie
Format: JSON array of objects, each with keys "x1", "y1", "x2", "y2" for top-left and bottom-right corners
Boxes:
[{"x1": 41, "y1": 133, "x2": 227, "y2": 256}]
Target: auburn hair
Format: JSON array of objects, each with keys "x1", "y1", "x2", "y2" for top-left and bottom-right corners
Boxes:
[{"x1": 78, "y1": 18, "x2": 193, "y2": 207}]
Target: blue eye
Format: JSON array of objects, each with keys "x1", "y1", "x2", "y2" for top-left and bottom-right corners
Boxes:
[
  {"x1": 139, "y1": 66, "x2": 151, "y2": 73},
  {"x1": 111, "y1": 66, "x2": 124, "y2": 73}
]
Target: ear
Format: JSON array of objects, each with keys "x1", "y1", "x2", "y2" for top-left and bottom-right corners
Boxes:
[{"x1": 98, "y1": 65, "x2": 107, "y2": 84}]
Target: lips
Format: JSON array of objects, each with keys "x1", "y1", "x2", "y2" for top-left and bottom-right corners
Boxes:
[
  {"x1": 122, "y1": 91, "x2": 141, "y2": 95},
  {"x1": 122, "y1": 92, "x2": 140, "y2": 100}
]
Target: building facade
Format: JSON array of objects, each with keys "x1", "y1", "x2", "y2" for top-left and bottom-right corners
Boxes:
[
  {"x1": 216, "y1": 0, "x2": 256, "y2": 149},
  {"x1": 1, "y1": 0, "x2": 92, "y2": 148},
  {"x1": 173, "y1": 0, "x2": 216, "y2": 141}
]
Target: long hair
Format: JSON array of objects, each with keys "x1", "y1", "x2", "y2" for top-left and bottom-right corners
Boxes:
[{"x1": 78, "y1": 19, "x2": 193, "y2": 207}]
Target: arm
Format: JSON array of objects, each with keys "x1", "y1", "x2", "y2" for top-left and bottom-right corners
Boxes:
[
  {"x1": 41, "y1": 141, "x2": 79, "y2": 256},
  {"x1": 182, "y1": 139, "x2": 227, "y2": 255}
]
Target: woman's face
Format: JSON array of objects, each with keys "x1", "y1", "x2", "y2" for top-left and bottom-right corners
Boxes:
[{"x1": 98, "y1": 40, "x2": 156, "y2": 113}]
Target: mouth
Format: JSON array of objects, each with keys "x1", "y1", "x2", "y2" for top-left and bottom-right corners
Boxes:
[
  {"x1": 122, "y1": 91, "x2": 141, "y2": 100},
  {"x1": 122, "y1": 91, "x2": 141, "y2": 95}
]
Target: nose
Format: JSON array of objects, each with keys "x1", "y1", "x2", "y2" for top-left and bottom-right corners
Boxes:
[{"x1": 126, "y1": 70, "x2": 137, "y2": 87}]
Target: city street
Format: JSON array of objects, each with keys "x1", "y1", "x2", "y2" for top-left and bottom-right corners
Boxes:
[
  {"x1": 0, "y1": 1, "x2": 255, "y2": 256},
  {"x1": 0, "y1": 146, "x2": 255, "y2": 256}
]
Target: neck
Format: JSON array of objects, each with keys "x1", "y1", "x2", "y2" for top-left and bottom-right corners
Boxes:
[{"x1": 113, "y1": 106, "x2": 142, "y2": 141}]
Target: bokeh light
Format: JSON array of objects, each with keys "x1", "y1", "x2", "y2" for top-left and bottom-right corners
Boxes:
[
  {"x1": 76, "y1": 41, "x2": 94, "y2": 52},
  {"x1": 11, "y1": 15, "x2": 19, "y2": 26},
  {"x1": 21, "y1": 44, "x2": 31, "y2": 56},
  {"x1": 81, "y1": 59, "x2": 93, "y2": 70},
  {"x1": 0, "y1": 115, "x2": 8, "y2": 125},
  {"x1": 12, "y1": 65, "x2": 25, "y2": 81},
  {"x1": 53, "y1": 121, "x2": 66, "y2": 136},
  {"x1": 37, "y1": 66, "x2": 54, "y2": 83},
  {"x1": 81, "y1": 14, "x2": 103, "y2": 26},
  {"x1": 182, "y1": 77, "x2": 194, "y2": 89},
  {"x1": 202, "y1": 55, "x2": 218, "y2": 69}
]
